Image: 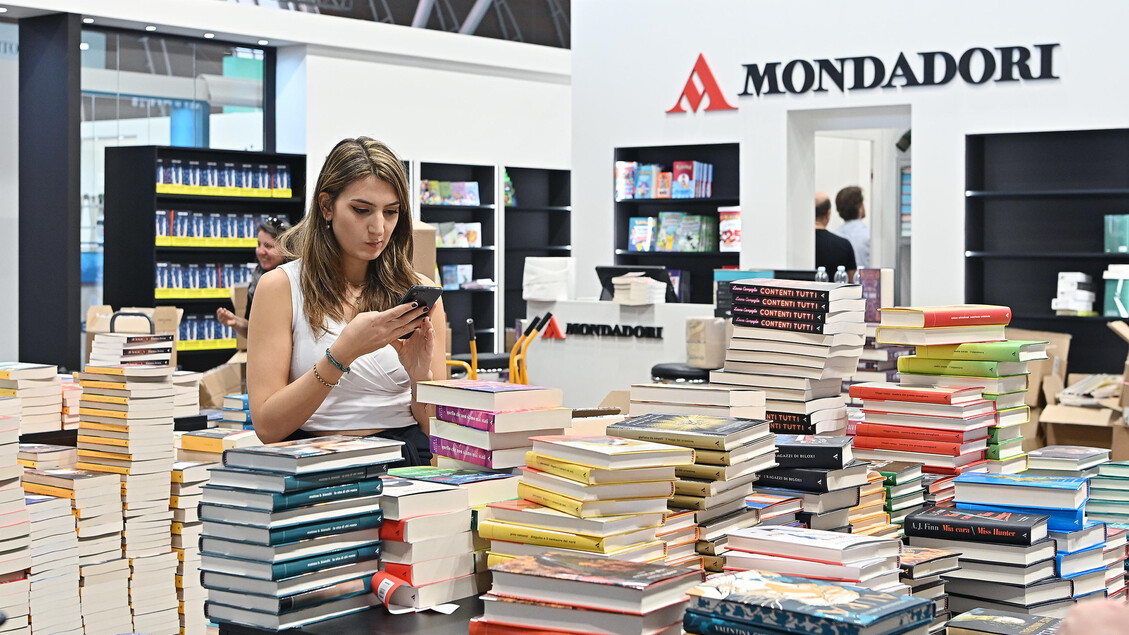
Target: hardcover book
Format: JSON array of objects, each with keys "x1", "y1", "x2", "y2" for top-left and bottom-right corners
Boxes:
[
  {"x1": 879, "y1": 305, "x2": 1013, "y2": 328},
  {"x1": 221, "y1": 436, "x2": 403, "y2": 474},
  {"x1": 772, "y1": 435, "x2": 853, "y2": 468},
  {"x1": 606, "y1": 413, "x2": 771, "y2": 451},
  {"x1": 945, "y1": 608, "x2": 1061, "y2": 635},
  {"x1": 757, "y1": 460, "x2": 869, "y2": 493},
  {"x1": 415, "y1": 380, "x2": 563, "y2": 412},
  {"x1": 729, "y1": 279, "x2": 862, "y2": 302},
  {"x1": 898, "y1": 546, "x2": 960, "y2": 579},
  {"x1": 914, "y1": 341, "x2": 1049, "y2": 363},
  {"x1": 849, "y1": 383, "x2": 982, "y2": 405},
  {"x1": 903, "y1": 506, "x2": 1048, "y2": 546}
]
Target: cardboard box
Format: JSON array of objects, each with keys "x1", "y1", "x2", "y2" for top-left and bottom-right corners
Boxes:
[
  {"x1": 1040, "y1": 373, "x2": 1129, "y2": 461},
  {"x1": 1005, "y1": 327, "x2": 1072, "y2": 408},
  {"x1": 85, "y1": 305, "x2": 183, "y2": 367},
  {"x1": 1020, "y1": 406, "x2": 1044, "y2": 453},
  {"x1": 199, "y1": 362, "x2": 243, "y2": 410},
  {"x1": 414, "y1": 221, "x2": 437, "y2": 281},
  {"x1": 232, "y1": 283, "x2": 249, "y2": 351}
]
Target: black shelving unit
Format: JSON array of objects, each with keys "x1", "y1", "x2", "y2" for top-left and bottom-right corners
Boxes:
[
  {"x1": 965, "y1": 129, "x2": 1129, "y2": 374},
  {"x1": 419, "y1": 162, "x2": 497, "y2": 356},
  {"x1": 104, "y1": 146, "x2": 306, "y2": 371},
  {"x1": 503, "y1": 167, "x2": 571, "y2": 338},
  {"x1": 613, "y1": 143, "x2": 739, "y2": 305}
]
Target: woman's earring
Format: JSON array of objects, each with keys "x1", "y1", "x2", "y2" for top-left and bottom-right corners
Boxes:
[{"x1": 325, "y1": 218, "x2": 331, "y2": 229}]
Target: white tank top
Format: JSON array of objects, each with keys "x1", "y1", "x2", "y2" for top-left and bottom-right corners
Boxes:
[{"x1": 279, "y1": 260, "x2": 416, "y2": 432}]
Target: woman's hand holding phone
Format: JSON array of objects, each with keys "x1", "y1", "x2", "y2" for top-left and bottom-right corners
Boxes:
[{"x1": 332, "y1": 302, "x2": 429, "y2": 367}]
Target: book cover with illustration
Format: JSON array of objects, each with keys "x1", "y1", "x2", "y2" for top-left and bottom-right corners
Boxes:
[
  {"x1": 529, "y1": 435, "x2": 692, "y2": 458},
  {"x1": 387, "y1": 466, "x2": 514, "y2": 486},
  {"x1": 945, "y1": 608, "x2": 1061, "y2": 635},
  {"x1": 490, "y1": 552, "x2": 703, "y2": 590},
  {"x1": 628, "y1": 217, "x2": 657, "y2": 252},
  {"x1": 656, "y1": 211, "x2": 684, "y2": 252},
  {"x1": 719, "y1": 207, "x2": 741, "y2": 252},
  {"x1": 678, "y1": 215, "x2": 703, "y2": 252},
  {"x1": 607, "y1": 413, "x2": 769, "y2": 450},
  {"x1": 223, "y1": 436, "x2": 401, "y2": 461},
  {"x1": 656, "y1": 172, "x2": 672, "y2": 198},
  {"x1": 464, "y1": 182, "x2": 481, "y2": 206},
  {"x1": 633, "y1": 166, "x2": 656, "y2": 199}
]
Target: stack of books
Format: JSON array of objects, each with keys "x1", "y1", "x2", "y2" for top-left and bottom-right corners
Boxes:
[
  {"x1": 899, "y1": 546, "x2": 959, "y2": 633},
  {"x1": 743, "y1": 491, "x2": 802, "y2": 526},
  {"x1": 89, "y1": 332, "x2": 174, "y2": 367},
  {"x1": 724, "y1": 525, "x2": 906, "y2": 593},
  {"x1": 61, "y1": 376, "x2": 81, "y2": 429},
  {"x1": 922, "y1": 473, "x2": 957, "y2": 507},
  {"x1": 0, "y1": 424, "x2": 28, "y2": 635},
  {"x1": 376, "y1": 475, "x2": 478, "y2": 608},
  {"x1": 415, "y1": 380, "x2": 568, "y2": 471},
  {"x1": 653, "y1": 509, "x2": 699, "y2": 567},
  {"x1": 176, "y1": 428, "x2": 259, "y2": 464},
  {"x1": 219, "y1": 393, "x2": 252, "y2": 430},
  {"x1": 386, "y1": 466, "x2": 519, "y2": 591},
  {"x1": 945, "y1": 609, "x2": 1062, "y2": 634},
  {"x1": 755, "y1": 435, "x2": 866, "y2": 533},
  {"x1": 200, "y1": 436, "x2": 401, "y2": 629},
  {"x1": 484, "y1": 435, "x2": 690, "y2": 566},
  {"x1": 607, "y1": 414, "x2": 775, "y2": 571},
  {"x1": 17, "y1": 443, "x2": 76, "y2": 470},
  {"x1": 1103, "y1": 524, "x2": 1128, "y2": 601},
  {"x1": 685, "y1": 569, "x2": 932, "y2": 635},
  {"x1": 1090, "y1": 461, "x2": 1129, "y2": 525},
  {"x1": 473, "y1": 552, "x2": 703, "y2": 635},
  {"x1": 850, "y1": 467, "x2": 893, "y2": 535},
  {"x1": 869, "y1": 459, "x2": 927, "y2": 526},
  {"x1": 845, "y1": 331, "x2": 912, "y2": 405},
  {"x1": 22, "y1": 469, "x2": 128, "y2": 634},
  {"x1": 172, "y1": 461, "x2": 210, "y2": 634},
  {"x1": 612, "y1": 274, "x2": 668, "y2": 305},
  {"x1": 0, "y1": 363, "x2": 61, "y2": 434},
  {"x1": 1053, "y1": 271, "x2": 1096, "y2": 316},
  {"x1": 129, "y1": 551, "x2": 180, "y2": 634},
  {"x1": 627, "y1": 383, "x2": 766, "y2": 419},
  {"x1": 171, "y1": 370, "x2": 201, "y2": 417},
  {"x1": 710, "y1": 279, "x2": 864, "y2": 436},
  {"x1": 1026, "y1": 445, "x2": 1109, "y2": 479},
  {"x1": 850, "y1": 382, "x2": 996, "y2": 476},
  {"x1": 26, "y1": 493, "x2": 83, "y2": 635}
]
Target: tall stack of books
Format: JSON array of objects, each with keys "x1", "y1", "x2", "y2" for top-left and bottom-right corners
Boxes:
[
  {"x1": 17, "y1": 443, "x2": 76, "y2": 471},
  {"x1": 415, "y1": 380, "x2": 569, "y2": 472},
  {"x1": 25, "y1": 493, "x2": 83, "y2": 635},
  {"x1": 200, "y1": 436, "x2": 400, "y2": 630},
  {"x1": 0, "y1": 418, "x2": 28, "y2": 635},
  {"x1": 1090, "y1": 461, "x2": 1129, "y2": 525},
  {"x1": 171, "y1": 370, "x2": 201, "y2": 418},
  {"x1": 171, "y1": 461, "x2": 210, "y2": 635},
  {"x1": 723, "y1": 525, "x2": 906, "y2": 593},
  {"x1": 627, "y1": 383, "x2": 766, "y2": 419},
  {"x1": 607, "y1": 414, "x2": 775, "y2": 571},
  {"x1": 755, "y1": 435, "x2": 866, "y2": 534},
  {"x1": 709, "y1": 279, "x2": 865, "y2": 436},
  {"x1": 850, "y1": 467, "x2": 894, "y2": 536},
  {"x1": 61, "y1": 376, "x2": 81, "y2": 430},
  {"x1": 89, "y1": 332, "x2": 174, "y2": 367},
  {"x1": 898, "y1": 546, "x2": 960, "y2": 633},
  {"x1": 0, "y1": 363, "x2": 61, "y2": 434},
  {"x1": 386, "y1": 466, "x2": 519, "y2": 592},
  {"x1": 218, "y1": 393, "x2": 252, "y2": 430},
  {"x1": 21, "y1": 469, "x2": 129, "y2": 635},
  {"x1": 129, "y1": 552, "x2": 180, "y2": 634},
  {"x1": 376, "y1": 475, "x2": 478, "y2": 607},
  {"x1": 482, "y1": 435, "x2": 690, "y2": 566},
  {"x1": 654, "y1": 509, "x2": 699, "y2": 567},
  {"x1": 472, "y1": 552, "x2": 703, "y2": 635},
  {"x1": 868, "y1": 459, "x2": 927, "y2": 526}
]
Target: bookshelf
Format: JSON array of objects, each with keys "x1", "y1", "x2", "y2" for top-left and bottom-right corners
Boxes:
[
  {"x1": 104, "y1": 146, "x2": 306, "y2": 371},
  {"x1": 965, "y1": 129, "x2": 1129, "y2": 373},
  {"x1": 503, "y1": 167, "x2": 571, "y2": 339},
  {"x1": 613, "y1": 143, "x2": 740, "y2": 305},
  {"x1": 419, "y1": 162, "x2": 498, "y2": 356}
]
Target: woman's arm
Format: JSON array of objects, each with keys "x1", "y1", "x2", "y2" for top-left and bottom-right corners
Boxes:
[
  {"x1": 407, "y1": 292, "x2": 447, "y2": 435},
  {"x1": 216, "y1": 307, "x2": 248, "y2": 339}
]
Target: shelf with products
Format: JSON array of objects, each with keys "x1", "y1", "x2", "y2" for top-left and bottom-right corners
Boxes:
[
  {"x1": 105, "y1": 146, "x2": 306, "y2": 371},
  {"x1": 612, "y1": 143, "x2": 739, "y2": 305},
  {"x1": 502, "y1": 167, "x2": 571, "y2": 335},
  {"x1": 965, "y1": 128, "x2": 1129, "y2": 374}
]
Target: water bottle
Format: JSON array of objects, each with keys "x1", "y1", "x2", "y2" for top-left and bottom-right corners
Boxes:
[
  {"x1": 852, "y1": 270, "x2": 861, "y2": 284},
  {"x1": 815, "y1": 266, "x2": 829, "y2": 282},
  {"x1": 833, "y1": 266, "x2": 848, "y2": 283}
]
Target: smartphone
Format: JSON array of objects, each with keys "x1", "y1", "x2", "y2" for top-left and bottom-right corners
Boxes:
[{"x1": 397, "y1": 285, "x2": 443, "y2": 339}]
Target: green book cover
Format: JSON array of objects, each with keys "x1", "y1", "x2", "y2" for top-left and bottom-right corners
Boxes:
[
  {"x1": 913, "y1": 340, "x2": 1049, "y2": 363},
  {"x1": 897, "y1": 356, "x2": 1029, "y2": 378},
  {"x1": 986, "y1": 444, "x2": 1024, "y2": 461},
  {"x1": 988, "y1": 424, "x2": 1023, "y2": 444}
]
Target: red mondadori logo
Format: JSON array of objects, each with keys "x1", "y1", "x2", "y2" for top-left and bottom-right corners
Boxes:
[{"x1": 667, "y1": 53, "x2": 736, "y2": 114}]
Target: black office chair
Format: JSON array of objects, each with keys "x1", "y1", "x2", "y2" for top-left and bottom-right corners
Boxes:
[{"x1": 650, "y1": 362, "x2": 710, "y2": 383}]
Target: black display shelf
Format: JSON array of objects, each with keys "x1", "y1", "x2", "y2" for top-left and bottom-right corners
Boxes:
[
  {"x1": 420, "y1": 203, "x2": 495, "y2": 211},
  {"x1": 442, "y1": 288, "x2": 496, "y2": 294},
  {"x1": 505, "y1": 205, "x2": 571, "y2": 213},
  {"x1": 510, "y1": 246, "x2": 571, "y2": 252},
  {"x1": 104, "y1": 146, "x2": 306, "y2": 371},
  {"x1": 436, "y1": 246, "x2": 495, "y2": 252},
  {"x1": 965, "y1": 128, "x2": 1129, "y2": 374}
]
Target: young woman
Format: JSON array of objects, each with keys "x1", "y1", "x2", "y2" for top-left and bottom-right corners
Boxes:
[
  {"x1": 216, "y1": 216, "x2": 292, "y2": 339},
  {"x1": 247, "y1": 137, "x2": 446, "y2": 466}
]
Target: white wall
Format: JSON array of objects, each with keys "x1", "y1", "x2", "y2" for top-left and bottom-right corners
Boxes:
[
  {"x1": 0, "y1": 24, "x2": 17, "y2": 360},
  {"x1": 572, "y1": 0, "x2": 1129, "y2": 305}
]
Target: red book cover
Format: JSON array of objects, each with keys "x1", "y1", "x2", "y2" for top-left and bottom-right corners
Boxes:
[
  {"x1": 852, "y1": 435, "x2": 968, "y2": 456},
  {"x1": 854, "y1": 423, "x2": 978, "y2": 444},
  {"x1": 379, "y1": 518, "x2": 407, "y2": 542},
  {"x1": 470, "y1": 617, "x2": 598, "y2": 635},
  {"x1": 923, "y1": 459, "x2": 988, "y2": 476},
  {"x1": 881, "y1": 305, "x2": 1012, "y2": 328},
  {"x1": 848, "y1": 383, "x2": 980, "y2": 405}
]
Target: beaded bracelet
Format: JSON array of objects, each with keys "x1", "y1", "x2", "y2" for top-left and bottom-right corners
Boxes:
[
  {"x1": 312, "y1": 362, "x2": 340, "y2": 388},
  {"x1": 325, "y1": 348, "x2": 350, "y2": 374}
]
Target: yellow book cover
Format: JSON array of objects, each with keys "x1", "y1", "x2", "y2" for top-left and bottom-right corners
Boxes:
[
  {"x1": 77, "y1": 449, "x2": 132, "y2": 461},
  {"x1": 79, "y1": 380, "x2": 128, "y2": 390},
  {"x1": 172, "y1": 522, "x2": 187, "y2": 534},
  {"x1": 515, "y1": 482, "x2": 585, "y2": 516},
  {"x1": 21, "y1": 482, "x2": 76, "y2": 500},
  {"x1": 78, "y1": 421, "x2": 130, "y2": 433},
  {"x1": 77, "y1": 435, "x2": 130, "y2": 448},
  {"x1": 82, "y1": 366, "x2": 128, "y2": 376},
  {"x1": 16, "y1": 459, "x2": 32, "y2": 468},
  {"x1": 476, "y1": 519, "x2": 613, "y2": 553},
  {"x1": 486, "y1": 552, "x2": 517, "y2": 568},
  {"x1": 169, "y1": 495, "x2": 194, "y2": 508},
  {"x1": 673, "y1": 463, "x2": 728, "y2": 481},
  {"x1": 82, "y1": 394, "x2": 130, "y2": 405},
  {"x1": 75, "y1": 461, "x2": 130, "y2": 475},
  {"x1": 0, "y1": 389, "x2": 18, "y2": 398},
  {"x1": 78, "y1": 407, "x2": 127, "y2": 419},
  {"x1": 524, "y1": 452, "x2": 595, "y2": 483},
  {"x1": 668, "y1": 493, "x2": 711, "y2": 510}
]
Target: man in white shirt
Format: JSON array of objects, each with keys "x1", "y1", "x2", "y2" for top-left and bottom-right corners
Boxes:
[{"x1": 833, "y1": 185, "x2": 869, "y2": 269}]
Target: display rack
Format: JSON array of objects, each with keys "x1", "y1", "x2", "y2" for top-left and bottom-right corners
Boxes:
[
  {"x1": 418, "y1": 162, "x2": 498, "y2": 356},
  {"x1": 503, "y1": 167, "x2": 571, "y2": 337},
  {"x1": 104, "y1": 146, "x2": 306, "y2": 371},
  {"x1": 613, "y1": 143, "x2": 740, "y2": 305},
  {"x1": 965, "y1": 128, "x2": 1129, "y2": 373}
]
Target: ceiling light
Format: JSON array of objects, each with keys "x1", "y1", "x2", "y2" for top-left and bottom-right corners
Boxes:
[
  {"x1": 145, "y1": 25, "x2": 157, "y2": 32},
  {"x1": 203, "y1": 32, "x2": 215, "y2": 39},
  {"x1": 82, "y1": 17, "x2": 94, "y2": 24},
  {"x1": 79, "y1": 42, "x2": 89, "y2": 51},
  {"x1": 257, "y1": 39, "x2": 269, "y2": 46}
]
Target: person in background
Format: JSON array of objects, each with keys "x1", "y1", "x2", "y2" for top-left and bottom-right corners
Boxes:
[
  {"x1": 247, "y1": 137, "x2": 446, "y2": 467},
  {"x1": 833, "y1": 185, "x2": 870, "y2": 268},
  {"x1": 815, "y1": 191, "x2": 856, "y2": 280},
  {"x1": 1057, "y1": 598, "x2": 1129, "y2": 634},
  {"x1": 216, "y1": 216, "x2": 292, "y2": 339}
]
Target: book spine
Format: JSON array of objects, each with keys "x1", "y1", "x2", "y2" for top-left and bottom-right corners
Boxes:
[
  {"x1": 728, "y1": 283, "x2": 831, "y2": 302},
  {"x1": 381, "y1": 562, "x2": 418, "y2": 585},
  {"x1": 269, "y1": 512, "x2": 384, "y2": 546},
  {"x1": 852, "y1": 435, "x2": 965, "y2": 456},
  {"x1": 921, "y1": 306, "x2": 1012, "y2": 328},
  {"x1": 766, "y1": 412, "x2": 817, "y2": 435},
  {"x1": 756, "y1": 467, "x2": 828, "y2": 492},
  {"x1": 272, "y1": 544, "x2": 382, "y2": 580},
  {"x1": 855, "y1": 422, "x2": 968, "y2": 443},
  {"x1": 730, "y1": 296, "x2": 830, "y2": 312},
  {"x1": 674, "y1": 479, "x2": 717, "y2": 497},
  {"x1": 773, "y1": 444, "x2": 845, "y2": 468},
  {"x1": 430, "y1": 436, "x2": 493, "y2": 468},
  {"x1": 731, "y1": 306, "x2": 827, "y2": 324},
  {"x1": 683, "y1": 610, "x2": 786, "y2": 635},
  {"x1": 693, "y1": 448, "x2": 737, "y2": 466},
  {"x1": 476, "y1": 520, "x2": 607, "y2": 552},
  {"x1": 515, "y1": 483, "x2": 582, "y2": 516},
  {"x1": 669, "y1": 493, "x2": 711, "y2": 510},
  {"x1": 278, "y1": 576, "x2": 372, "y2": 612},
  {"x1": 609, "y1": 427, "x2": 716, "y2": 450},
  {"x1": 916, "y1": 343, "x2": 1020, "y2": 363},
  {"x1": 675, "y1": 463, "x2": 726, "y2": 481},
  {"x1": 275, "y1": 479, "x2": 384, "y2": 510},
  {"x1": 731, "y1": 316, "x2": 829, "y2": 334},
  {"x1": 898, "y1": 357, "x2": 1002, "y2": 378},
  {"x1": 848, "y1": 385, "x2": 955, "y2": 404},
  {"x1": 280, "y1": 465, "x2": 386, "y2": 492},
  {"x1": 435, "y1": 405, "x2": 495, "y2": 432},
  {"x1": 903, "y1": 510, "x2": 1037, "y2": 545},
  {"x1": 524, "y1": 453, "x2": 594, "y2": 484}
]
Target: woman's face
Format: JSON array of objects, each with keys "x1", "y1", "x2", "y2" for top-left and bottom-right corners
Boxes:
[
  {"x1": 322, "y1": 175, "x2": 401, "y2": 266},
  {"x1": 256, "y1": 230, "x2": 285, "y2": 271}
]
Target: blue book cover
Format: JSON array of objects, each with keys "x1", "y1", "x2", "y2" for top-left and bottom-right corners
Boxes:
[
  {"x1": 687, "y1": 570, "x2": 933, "y2": 635},
  {"x1": 204, "y1": 511, "x2": 384, "y2": 546},
  {"x1": 204, "y1": 543, "x2": 382, "y2": 580},
  {"x1": 684, "y1": 610, "x2": 931, "y2": 635},
  {"x1": 956, "y1": 502, "x2": 1086, "y2": 532},
  {"x1": 203, "y1": 479, "x2": 384, "y2": 512},
  {"x1": 955, "y1": 472, "x2": 1089, "y2": 493}
]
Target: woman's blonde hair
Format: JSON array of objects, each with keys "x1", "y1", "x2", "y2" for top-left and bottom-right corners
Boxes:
[{"x1": 281, "y1": 137, "x2": 416, "y2": 335}]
